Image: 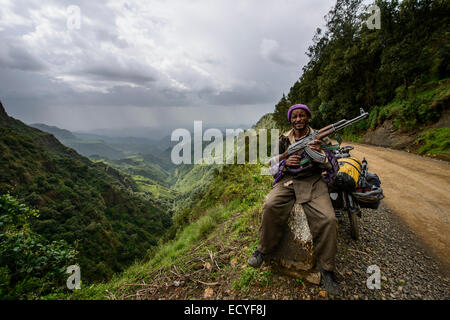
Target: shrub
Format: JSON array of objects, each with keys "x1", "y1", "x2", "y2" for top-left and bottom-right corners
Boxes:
[
  {"x1": 0, "y1": 194, "x2": 77, "y2": 299},
  {"x1": 414, "y1": 127, "x2": 450, "y2": 157}
]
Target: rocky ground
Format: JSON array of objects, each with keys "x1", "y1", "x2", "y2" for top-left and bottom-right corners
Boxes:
[
  {"x1": 332, "y1": 202, "x2": 449, "y2": 300},
  {"x1": 110, "y1": 201, "x2": 450, "y2": 300}
]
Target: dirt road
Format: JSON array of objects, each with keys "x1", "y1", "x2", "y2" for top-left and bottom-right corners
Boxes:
[{"x1": 346, "y1": 142, "x2": 450, "y2": 268}]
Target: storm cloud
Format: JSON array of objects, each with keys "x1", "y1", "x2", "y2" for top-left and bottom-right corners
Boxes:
[{"x1": 0, "y1": 0, "x2": 336, "y2": 132}]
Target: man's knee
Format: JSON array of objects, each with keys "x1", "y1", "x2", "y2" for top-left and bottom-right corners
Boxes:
[
  {"x1": 263, "y1": 194, "x2": 286, "y2": 212},
  {"x1": 262, "y1": 196, "x2": 294, "y2": 228},
  {"x1": 262, "y1": 197, "x2": 275, "y2": 211}
]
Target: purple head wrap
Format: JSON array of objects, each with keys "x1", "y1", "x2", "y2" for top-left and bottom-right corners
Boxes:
[{"x1": 287, "y1": 104, "x2": 312, "y2": 121}]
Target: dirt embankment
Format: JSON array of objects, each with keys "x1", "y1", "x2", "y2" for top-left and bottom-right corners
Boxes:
[
  {"x1": 347, "y1": 142, "x2": 450, "y2": 268},
  {"x1": 360, "y1": 120, "x2": 417, "y2": 149},
  {"x1": 360, "y1": 109, "x2": 450, "y2": 161}
]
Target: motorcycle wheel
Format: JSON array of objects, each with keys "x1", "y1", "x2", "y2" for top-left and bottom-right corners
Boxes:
[{"x1": 348, "y1": 209, "x2": 360, "y2": 240}]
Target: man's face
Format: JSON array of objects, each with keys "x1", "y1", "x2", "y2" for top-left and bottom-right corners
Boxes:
[{"x1": 290, "y1": 109, "x2": 310, "y2": 131}]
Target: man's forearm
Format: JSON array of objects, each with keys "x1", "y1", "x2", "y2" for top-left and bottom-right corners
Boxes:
[
  {"x1": 268, "y1": 151, "x2": 288, "y2": 166},
  {"x1": 278, "y1": 151, "x2": 289, "y2": 162}
]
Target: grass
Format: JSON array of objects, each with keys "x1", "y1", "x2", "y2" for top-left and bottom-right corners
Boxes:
[
  {"x1": 148, "y1": 207, "x2": 229, "y2": 269},
  {"x1": 232, "y1": 267, "x2": 276, "y2": 294},
  {"x1": 413, "y1": 127, "x2": 450, "y2": 159},
  {"x1": 232, "y1": 268, "x2": 259, "y2": 294}
]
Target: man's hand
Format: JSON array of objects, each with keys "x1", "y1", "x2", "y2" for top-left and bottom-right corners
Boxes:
[
  {"x1": 285, "y1": 155, "x2": 301, "y2": 167},
  {"x1": 307, "y1": 139, "x2": 323, "y2": 152}
]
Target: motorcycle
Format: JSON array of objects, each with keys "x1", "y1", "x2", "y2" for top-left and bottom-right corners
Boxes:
[{"x1": 328, "y1": 145, "x2": 375, "y2": 240}]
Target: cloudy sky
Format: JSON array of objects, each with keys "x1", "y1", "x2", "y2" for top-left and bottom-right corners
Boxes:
[{"x1": 0, "y1": 0, "x2": 336, "y2": 136}]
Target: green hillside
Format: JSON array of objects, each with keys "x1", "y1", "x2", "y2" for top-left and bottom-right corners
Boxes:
[
  {"x1": 0, "y1": 102, "x2": 172, "y2": 289},
  {"x1": 252, "y1": 113, "x2": 278, "y2": 131},
  {"x1": 91, "y1": 155, "x2": 176, "y2": 214},
  {"x1": 97, "y1": 155, "x2": 170, "y2": 187},
  {"x1": 30, "y1": 124, "x2": 179, "y2": 213}
]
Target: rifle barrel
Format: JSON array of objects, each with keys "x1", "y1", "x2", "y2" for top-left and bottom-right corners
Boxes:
[
  {"x1": 334, "y1": 110, "x2": 368, "y2": 131},
  {"x1": 331, "y1": 119, "x2": 347, "y2": 130}
]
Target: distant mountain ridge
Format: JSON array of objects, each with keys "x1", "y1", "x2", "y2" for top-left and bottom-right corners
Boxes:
[
  {"x1": 30, "y1": 123, "x2": 125, "y2": 159},
  {"x1": 31, "y1": 123, "x2": 78, "y2": 140}
]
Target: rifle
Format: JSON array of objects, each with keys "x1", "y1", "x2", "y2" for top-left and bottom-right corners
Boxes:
[{"x1": 286, "y1": 108, "x2": 369, "y2": 163}]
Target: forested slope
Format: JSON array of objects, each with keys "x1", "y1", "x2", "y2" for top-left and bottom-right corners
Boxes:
[{"x1": 0, "y1": 101, "x2": 172, "y2": 287}]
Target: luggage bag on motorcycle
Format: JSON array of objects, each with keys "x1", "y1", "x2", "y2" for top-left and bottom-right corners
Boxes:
[
  {"x1": 353, "y1": 172, "x2": 384, "y2": 209},
  {"x1": 334, "y1": 157, "x2": 362, "y2": 191}
]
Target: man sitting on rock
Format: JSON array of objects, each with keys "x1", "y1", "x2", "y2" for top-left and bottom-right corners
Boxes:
[{"x1": 247, "y1": 104, "x2": 340, "y2": 295}]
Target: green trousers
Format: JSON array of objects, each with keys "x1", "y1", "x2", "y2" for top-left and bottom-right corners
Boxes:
[{"x1": 257, "y1": 174, "x2": 338, "y2": 271}]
